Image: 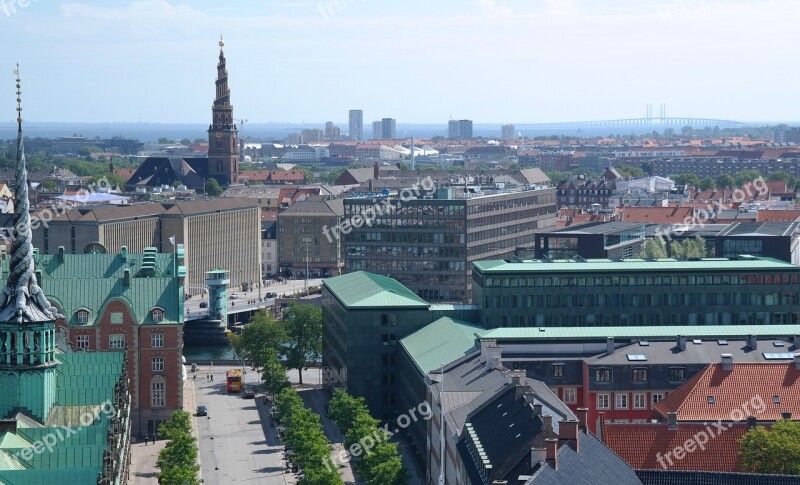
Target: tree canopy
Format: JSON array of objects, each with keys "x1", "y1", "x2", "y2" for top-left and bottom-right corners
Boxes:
[{"x1": 739, "y1": 419, "x2": 800, "y2": 475}]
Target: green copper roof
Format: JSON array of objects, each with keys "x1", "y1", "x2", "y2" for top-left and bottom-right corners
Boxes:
[
  {"x1": 400, "y1": 317, "x2": 486, "y2": 375},
  {"x1": 53, "y1": 352, "x2": 124, "y2": 409},
  {"x1": 324, "y1": 272, "x2": 429, "y2": 308},
  {"x1": 473, "y1": 256, "x2": 798, "y2": 273},
  {"x1": 15, "y1": 251, "x2": 184, "y2": 325},
  {"x1": 481, "y1": 325, "x2": 800, "y2": 341}
]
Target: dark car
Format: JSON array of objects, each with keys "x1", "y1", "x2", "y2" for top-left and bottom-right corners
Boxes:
[
  {"x1": 243, "y1": 389, "x2": 255, "y2": 399},
  {"x1": 265, "y1": 292, "x2": 278, "y2": 298},
  {"x1": 199, "y1": 301, "x2": 208, "y2": 308},
  {"x1": 196, "y1": 405, "x2": 208, "y2": 416}
]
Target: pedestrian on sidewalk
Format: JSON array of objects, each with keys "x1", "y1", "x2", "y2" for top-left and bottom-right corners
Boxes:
[
  {"x1": 210, "y1": 374, "x2": 214, "y2": 382},
  {"x1": 144, "y1": 434, "x2": 149, "y2": 445}
]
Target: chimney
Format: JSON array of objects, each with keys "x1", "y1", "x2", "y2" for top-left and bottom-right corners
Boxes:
[
  {"x1": 58, "y1": 246, "x2": 65, "y2": 263},
  {"x1": 524, "y1": 390, "x2": 536, "y2": 406},
  {"x1": 531, "y1": 447, "x2": 547, "y2": 467},
  {"x1": 576, "y1": 408, "x2": 589, "y2": 432},
  {"x1": 121, "y1": 246, "x2": 128, "y2": 262},
  {"x1": 480, "y1": 340, "x2": 502, "y2": 370},
  {"x1": 667, "y1": 412, "x2": 678, "y2": 430},
  {"x1": 721, "y1": 353, "x2": 733, "y2": 371},
  {"x1": 545, "y1": 438, "x2": 558, "y2": 469},
  {"x1": 746, "y1": 416, "x2": 757, "y2": 430},
  {"x1": 747, "y1": 335, "x2": 758, "y2": 350},
  {"x1": 373, "y1": 161, "x2": 379, "y2": 180},
  {"x1": 558, "y1": 419, "x2": 579, "y2": 452},
  {"x1": 510, "y1": 370, "x2": 525, "y2": 387},
  {"x1": 781, "y1": 412, "x2": 793, "y2": 420},
  {"x1": 542, "y1": 414, "x2": 553, "y2": 433},
  {"x1": 794, "y1": 354, "x2": 800, "y2": 371},
  {"x1": 123, "y1": 269, "x2": 131, "y2": 287},
  {"x1": 532, "y1": 403, "x2": 543, "y2": 417},
  {"x1": 677, "y1": 335, "x2": 686, "y2": 351},
  {"x1": 606, "y1": 337, "x2": 615, "y2": 355},
  {"x1": 368, "y1": 179, "x2": 374, "y2": 192}
]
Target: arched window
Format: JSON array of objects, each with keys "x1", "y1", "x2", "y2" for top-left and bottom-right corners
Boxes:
[
  {"x1": 152, "y1": 309, "x2": 164, "y2": 323},
  {"x1": 76, "y1": 310, "x2": 89, "y2": 324}
]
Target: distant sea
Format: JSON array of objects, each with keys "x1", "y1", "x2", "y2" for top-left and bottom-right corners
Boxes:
[{"x1": 0, "y1": 121, "x2": 667, "y2": 143}]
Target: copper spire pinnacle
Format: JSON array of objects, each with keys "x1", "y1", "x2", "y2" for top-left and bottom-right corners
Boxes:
[{"x1": 0, "y1": 66, "x2": 62, "y2": 322}]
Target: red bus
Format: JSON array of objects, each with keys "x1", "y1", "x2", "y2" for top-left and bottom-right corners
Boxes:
[{"x1": 226, "y1": 369, "x2": 243, "y2": 392}]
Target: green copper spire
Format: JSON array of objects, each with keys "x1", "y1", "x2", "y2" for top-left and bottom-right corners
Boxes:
[{"x1": 0, "y1": 65, "x2": 61, "y2": 323}]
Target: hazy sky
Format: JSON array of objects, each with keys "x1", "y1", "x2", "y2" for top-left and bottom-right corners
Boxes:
[{"x1": 3, "y1": 0, "x2": 799, "y2": 124}]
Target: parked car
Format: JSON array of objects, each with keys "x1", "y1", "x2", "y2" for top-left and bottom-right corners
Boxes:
[
  {"x1": 265, "y1": 292, "x2": 278, "y2": 298},
  {"x1": 199, "y1": 301, "x2": 208, "y2": 308},
  {"x1": 243, "y1": 389, "x2": 255, "y2": 399},
  {"x1": 196, "y1": 405, "x2": 208, "y2": 416},
  {"x1": 229, "y1": 293, "x2": 239, "y2": 300}
]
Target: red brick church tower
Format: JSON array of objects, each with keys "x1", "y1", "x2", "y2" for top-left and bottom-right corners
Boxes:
[{"x1": 207, "y1": 35, "x2": 239, "y2": 186}]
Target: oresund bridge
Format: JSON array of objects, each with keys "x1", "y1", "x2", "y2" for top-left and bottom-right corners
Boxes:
[{"x1": 525, "y1": 117, "x2": 743, "y2": 131}]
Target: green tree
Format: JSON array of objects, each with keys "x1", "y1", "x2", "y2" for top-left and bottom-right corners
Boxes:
[
  {"x1": 681, "y1": 125, "x2": 694, "y2": 136},
  {"x1": 768, "y1": 171, "x2": 792, "y2": 182},
  {"x1": 282, "y1": 303, "x2": 322, "y2": 385},
  {"x1": 89, "y1": 173, "x2": 125, "y2": 187},
  {"x1": 698, "y1": 177, "x2": 715, "y2": 190},
  {"x1": 615, "y1": 165, "x2": 645, "y2": 179},
  {"x1": 158, "y1": 137, "x2": 176, "y2": 144},
  {"x1": 156, "y1": 410, "x2": 200, "y2": 485},
  {"x1": 739, "y1": 419, "x2": 800, "y2": 475},
  {"x1": 261, "y1": 347, "x2": 290, "y2": 395},
  {"x1": 158, "y1": 464, "x2": 201, "y2": 485},
  {"x1": 158, "y1": 411, "x2": 193, "y2": 441},
  {"x1": 670, "y1": 237, "x2": 707, "y2": 259},
  {"x1": 638, "y1": 238, "x2": 668, "y2": 259},
  {"x1": 38, "y1": 180, "x2": 58, "y2": 191},
  {"x1": 229, "y1": 310, "x2": 287, "y2": 367},
  {"x1": 344, "y1": 412, "x2": 380, "y2": 450},
  {"x1": 735, "y1": 170, "x2": 762, "y2": 187},
  {"x1": 329, "y1": 389, "x2": 370, "y2": 434},
  {"x1": 359, "y1": 441, "x2": 409, "y2": 485},
  {"x1": 205, "y1": 177, "x2": 223, "y2": 196},
  {"x1": 671, "y1": 173, "x2": 699, "y2": 187},
  {"x1": 156, "y1": 433, "x2": 198, "y2": 470},
  {"x1": 716, "y1": 174, "x2": 735, "y2": 188}
]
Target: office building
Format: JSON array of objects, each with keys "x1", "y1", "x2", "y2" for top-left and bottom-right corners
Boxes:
[
  {"x1": 277, "y1": 196, "x2": 345, "y2": 278},
  {"x1": 32, "y1": 198, "x2": 262, "y2": 293},
  {"x1": 372, "y1": 121, "x2": 382, "y2": 140},
  {"x1": 324, "y1": 121, "x2": 340, "y2": 140},
  {"x1": 381, "y1": 117, "x2": 396, "y2": 139},
  {"x1": 348, "y1": 110, "x2": 363, "y2": 141},
  {"x1": 774, "y1": 126, "x2": 800, "y2": 144},
  {"x1": 472, "y1": 256, "x2": 800, "y2": 328},
  {"x1": 448, "y1": 119, "x2": 473, "y2": 140},
  {"x1": 502, "y1": 123, "x2": 515, "y2": 140},
  {"x1": 344, "y1": 182, "x2": 557, "y2": 302},
  {"x1": 300, "y1": 129, "x2": 323, "y2": 144},
  {"x1": 533, "y1": 222, "x2": 647, "y2": 260}
]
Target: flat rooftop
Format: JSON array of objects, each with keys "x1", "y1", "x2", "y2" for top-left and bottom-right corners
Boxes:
[{"x1": 473, "y1": 256, "x2": 798, "y2": 273}]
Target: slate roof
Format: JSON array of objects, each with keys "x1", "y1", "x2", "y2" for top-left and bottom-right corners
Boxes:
[
  {"x1": 653, "y1": 363, "x2": 800, "y2": 421},
  {"x1": 278, "y1": 197, "x2": 344, "y2": 217},
  {"x1": 127, "y1": 156, "x2": 207, "y2": 188},
  {"x1": 481, "y1": 325, "x2": 800, "y2": 342},
  {"x1": 527, "y1": 432, "x2": 643, "y2": 485},
  {"x1": 323, "y1": 271, "x2": 429, "y2": 309},
  {"x1": 585, "y1": 339, "x2": 794, "y2": 366},
  {"x1": 399, "y1": 317, "x2": 486, "y2": 375}
]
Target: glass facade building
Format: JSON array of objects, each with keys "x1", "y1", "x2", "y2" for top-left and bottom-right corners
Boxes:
[
  {"x1": 344, "y1": 186, "x2": 557, "y2": 302},
  {"x1": 473, "y1": 257, "x2": 800, "y2": 328}
]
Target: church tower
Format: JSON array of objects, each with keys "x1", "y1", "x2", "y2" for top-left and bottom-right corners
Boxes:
[
  {"x1": 207, "y1": 36, "x2": 239, "y2": 186},
  {"x1": 0, "y1": 66, "x2": 62, "y2": 421}
]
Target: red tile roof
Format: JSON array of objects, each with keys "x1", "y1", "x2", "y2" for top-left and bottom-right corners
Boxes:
[
  {"x1": 602, "y1": 421, "x2": 752, "y2": 471},
  {"x1": 622, "y1": 207, "x2": 697, "y2": 225},
  {"x1": 653, "y1": 363, "x2": 800, "y2": 422},
  {"x1": 756, "y1": 210, "x2": 800, "y2": 222}
]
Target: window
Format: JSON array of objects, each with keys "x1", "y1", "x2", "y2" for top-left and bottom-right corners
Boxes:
[
  {"x1": 668, "y1": 368, "x2": 685, "y2": 382},
  {"x1": 151, "y1": 377, "x2": 165, "y2": 407},
  {"x1": 595, "y1": 368, "x2": 611, "y2": 382},
  {"x1": 632, "y1": 368, "x2": 648, "y2": 382},
  {"x1": 652, "y1": 393, "x2": 664, "y2": 405},
  {"x1": 109, "y1": 334, "x2": 126, "y2": 349},
  {"x1": 597, "y1": 393, "x2": 610, "y2": 409},
  {"x1": 563, "y1": 388, "x2": 577, "y2": 404},
  {"x1": 76, "y1": 335, "x2": 89, "y2": 350},
  {"x1": 76, "y1": 310, "x2": 89, "y2": 324},
  {"x1": 553, "y1": 364, "x2": 564, "y2": 377},
  {"x1": 151, "y1": 333, "x2": 164, "y2": 348},
  {"x1": 152, "y1": 357, "x2": 164, "y2": 372},
  {"x1": 110, "y1": 312, "x2": 123, "y2": 325},
  {"x1": 615, "y1": 393, "x2": 628, "y2": 409},
  {"x1": 633, "y1": 393, "x2": 647, "y2": 409},
  {"x1": 152, "y1": 309, "x2": 164, "y2": 323}
]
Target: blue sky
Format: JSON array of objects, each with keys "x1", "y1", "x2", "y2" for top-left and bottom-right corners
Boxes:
[{"x1": 3, "y1": 0, "x2": 799, "y2": 124}]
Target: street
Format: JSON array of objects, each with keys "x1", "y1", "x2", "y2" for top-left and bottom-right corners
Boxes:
[{"x1": 185, "y1": 278, "x2": 324, "y2": 320}]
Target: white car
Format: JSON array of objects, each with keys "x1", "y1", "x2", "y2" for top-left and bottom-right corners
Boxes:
[{"x1": 229, "y1": 293, "x2": 239, "y2": 300}]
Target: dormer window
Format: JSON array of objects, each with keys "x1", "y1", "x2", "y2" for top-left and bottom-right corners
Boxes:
[
  {"x1": 76, "y1": 310, "x2": 89, "y2": 324},
  {"x1": 152, "y1": 309, "x2": 164, "y2": 323}
]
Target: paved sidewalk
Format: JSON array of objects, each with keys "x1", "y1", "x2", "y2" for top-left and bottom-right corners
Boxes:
[{"x1": 129, "y1": 375, "x2": 201, "y2": 484}]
